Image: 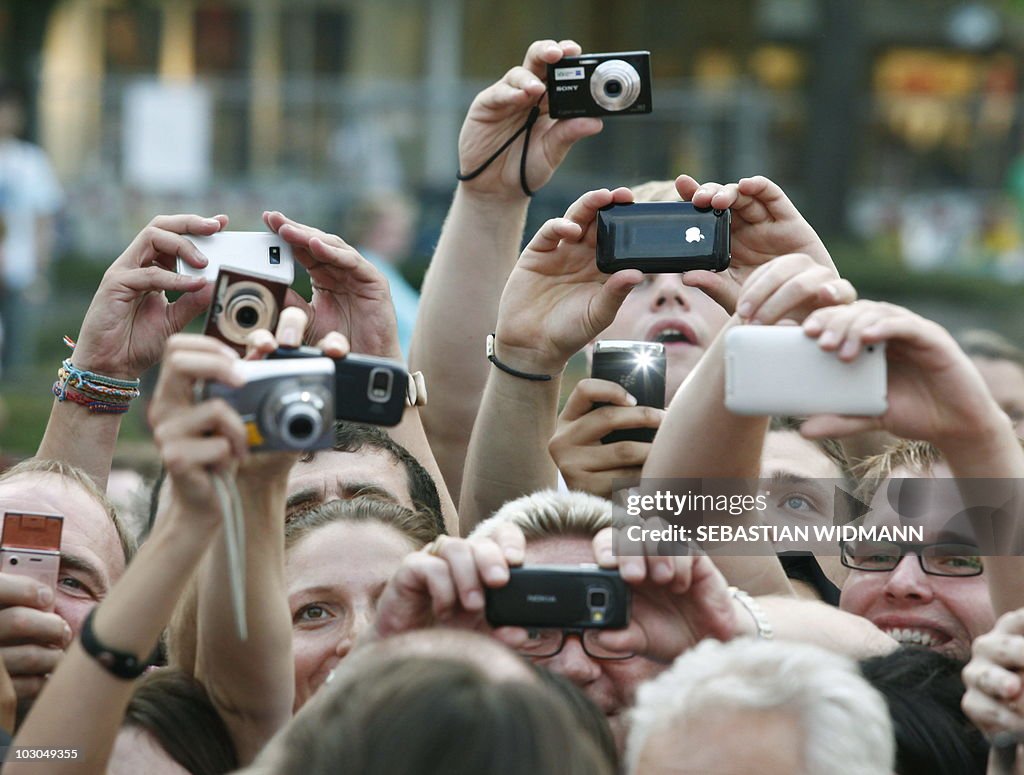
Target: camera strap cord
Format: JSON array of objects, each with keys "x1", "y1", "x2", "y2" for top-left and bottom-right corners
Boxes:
[
  {"x1": 456, "y1": 97, "x2": 543, "y2": 198},
  {"x1": 212, "y1": 471, "x2": 248, "y2": 641}
]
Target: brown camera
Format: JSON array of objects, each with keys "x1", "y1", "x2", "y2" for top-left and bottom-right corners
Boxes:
[{"x1": 204, "y1": 268, "x2": 289, "y2": 355}]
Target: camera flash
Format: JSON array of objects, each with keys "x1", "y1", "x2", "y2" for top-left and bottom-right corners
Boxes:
[
  {"x1": 633, "y1": 351, "x2": 654, "y2": 370},
  {"x1": 591, "y1": 611, "x2": 604, "y2": 623}
]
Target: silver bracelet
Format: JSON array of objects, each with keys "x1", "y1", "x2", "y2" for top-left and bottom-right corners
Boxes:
[{"x1": 729, "y1": 586, "x2": 774, "y2": 640}]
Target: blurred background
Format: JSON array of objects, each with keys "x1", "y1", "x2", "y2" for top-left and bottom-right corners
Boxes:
[{"x1": 1, "y1": 0, "x2": 1023, "y2": 458}]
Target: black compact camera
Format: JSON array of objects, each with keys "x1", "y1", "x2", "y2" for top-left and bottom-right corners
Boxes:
[
  {"x1": 591, "y1": 340, "x2": 666, "y2": 444},
  {"x1": 547, "y1": 51, "x2": 652, "y2": 118},
  {"x1": 485, "y1": 565, "x2": 630, "y2": 630},
  {"x1": 202, "y1": 348, "x2": 408, "y2": 452},
  {"x1": 596, "y1": 201, "x2": 731, "y2": 274},
  {"x1": 204, "y1": 268, "x2": 289, "y2": 356}
]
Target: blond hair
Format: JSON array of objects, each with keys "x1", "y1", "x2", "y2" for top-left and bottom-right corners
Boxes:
[
  {"x1": 0, "y1": 458, "x2": 136, "y2": 564},
  {"x1": 470, "y1": 490, "x2": 612, "y2": 542}
]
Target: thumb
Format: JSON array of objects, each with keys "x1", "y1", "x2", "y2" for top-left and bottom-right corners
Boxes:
[
  {"x1": 168, "y1": 284, "x2": 215, "y2": 332},
  {"x1": 587, "y1": 270, "x2": 642, "y2": 334},
  {"x1": 683, "y1": 271, "x2": 738, "y2": 314}
]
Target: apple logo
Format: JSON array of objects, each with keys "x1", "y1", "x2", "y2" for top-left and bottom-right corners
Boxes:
[{"x1": 685, "y1": 227, "x2": 705, "y2": 243}]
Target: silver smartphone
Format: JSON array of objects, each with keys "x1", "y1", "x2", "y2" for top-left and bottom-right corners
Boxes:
[
  {"x1": 724, "y1": 326, "x2": 887, "y2": 417},
  {"x1": 178, "y1": 231, "x2": 295, "y2": 285}
]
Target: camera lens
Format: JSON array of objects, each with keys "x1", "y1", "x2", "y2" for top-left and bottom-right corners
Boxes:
[
  {"x1": 590, "y1": 59, "x2": 642, "y2": 112},
  {"x1": 278, "y1": 400, "x2": 324, "y2": 447},
  {"x1": 287, "y1": 414, "x2": 315, "y2": 440},
  {"x1": 368, "y1": 368, "x2": 393, "y2": 403},
  {"x1": 266, "y1": 380, "x2": 333, "y2": 450},
  {"x1": 8, "y1": 557, "x2": 17, "y2": 566},
  {"x1": 588, "y1": 589, "x2": 608, "y2": 609},
  {"x1": 220, "y1": 281, "x2": 276, "y2": 345},
  {"x1": 234, "y1": 304, "x2": 260, "y2": 329}
]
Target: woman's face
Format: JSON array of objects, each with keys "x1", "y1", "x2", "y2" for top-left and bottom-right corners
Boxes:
[{"x1": 287, "y1": 520, "x2": 417, "y2": 710}]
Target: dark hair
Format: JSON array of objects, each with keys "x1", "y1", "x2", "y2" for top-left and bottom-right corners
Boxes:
[
  {"x1": 147, "y1": 421, "x2": 443, "y2": 539},
  {"x1": 123, "y1": 668, "x2": 238, "y2": 775},
  {"x1": 273, "y1": 655, "x2": 612, "y2": 775},
  {"x1": 859, "y1": 648, "x2": 988, "y2": 775},
  {"x1": 299, "y1": 421, "x2": 443, "y2": 534},
  {"x1": 284, "y1": 496, "x2": 441, "y2": 552},
  {"x1": 530, "y1": 665, "x2": 618, "y2": 772}
]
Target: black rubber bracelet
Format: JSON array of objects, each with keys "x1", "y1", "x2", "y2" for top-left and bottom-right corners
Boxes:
[
  {"x1": 80, "y1": 607, "x2": 158, "y2": 680},
  {"x1": 486, "y1": 334, "x2": 553, "y2": 382}
]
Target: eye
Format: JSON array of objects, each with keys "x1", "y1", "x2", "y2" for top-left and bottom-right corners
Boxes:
[
  {"x1": 778, "y1": 493, "x2": 818, "y2": 514},
  {"x1": 57, "y1": 575, "x2": 95, "y2": 599},
  {"x1": 293, "y1": 603, "x2": 339, "y2": 627}
]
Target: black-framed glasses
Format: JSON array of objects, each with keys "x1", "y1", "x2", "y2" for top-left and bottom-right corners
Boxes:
[
  {"x1": 840, "y1": 541, "x2": 983, "y2": 577},
  {"x1": 515, "y1": 628, "x2": 635, "y2": 661}
]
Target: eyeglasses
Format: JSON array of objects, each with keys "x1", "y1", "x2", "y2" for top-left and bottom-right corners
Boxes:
[
  {"x1": 840, "y1": 541, "x2": 983, "y2": 577},
  {"x1": 514, "y1": 628, "x2": 635, "y2": 661}
]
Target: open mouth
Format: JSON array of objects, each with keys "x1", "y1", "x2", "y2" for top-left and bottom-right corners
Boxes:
[
  {"x1": 647, "y1": 321, "x2": 698, "y2": 347},
  {"x1": 881, "y1": 627, "x2": 951, "y2": 649},
  {"x1": 654, "y1": 328, "x2": 692, "y2": 345}
]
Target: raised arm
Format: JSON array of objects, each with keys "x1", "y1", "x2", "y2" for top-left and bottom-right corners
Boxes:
[
  {"x1": 458, "y1": 187, "x2": 642, "y2": 532},
  {"x1": 409, "y1": 39, "x2": 603, "y2": 501},
  {"x1": 261, "y1": 211, "x2": 458, "y2": 533},
  {"x1": 797, "y1": 301, "x2": 1024, "y2": 616},
  {"x1": 36, "y1": 214, "x2": 226, "y2": 488},
  {"x1": 9, "y1": 334, "x2": 248, "y2": 774}
]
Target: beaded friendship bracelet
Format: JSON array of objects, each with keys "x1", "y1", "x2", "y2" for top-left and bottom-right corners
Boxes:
[{"x1": 52, "y1": 338, "x2": 141, "y2": 414}]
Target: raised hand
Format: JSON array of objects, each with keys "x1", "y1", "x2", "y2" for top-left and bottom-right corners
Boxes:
[
  {"x1": 458, "y1": 39, "x2": 603, "y2": 200},
  {"x1": 70, "y1": 214, "x2": 227, "y2": 380}
]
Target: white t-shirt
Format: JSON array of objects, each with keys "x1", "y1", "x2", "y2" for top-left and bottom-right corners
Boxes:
[{"x1": 0, "y1": 138, "x2": 62, "y2": 290}]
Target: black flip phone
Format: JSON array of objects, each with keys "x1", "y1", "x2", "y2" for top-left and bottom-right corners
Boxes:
[
  {"x1": 596, "y1": 201, "x2": 731, "y2": 274},
  {"x1": 590, "y1": 340, "x2": 665, "y2": 444},
  {"x1": 268, "y1": 346, "x2": 407, "y2": 427},
  {"x1": 485, "y1": 565, "x2": 630, "y2": 630}
]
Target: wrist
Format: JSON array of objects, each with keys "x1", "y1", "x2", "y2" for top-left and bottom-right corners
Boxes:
[
  {"x1": 490, "y1": 334, "x2": 566, "y2": 378},
  {"x1": 68, "y1": 350, "x2": 140, "y2": 382},
  {"x1": 937, "y1": 413, "x2": 1024, "y2": 477},
  {"x1": 454, "y1": 182, "x2": 531, "y2": 212}
]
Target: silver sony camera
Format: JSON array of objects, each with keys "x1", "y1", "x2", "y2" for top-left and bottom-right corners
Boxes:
[{"x1": 202, "y1": 358, "x2": 335, "y2": 451}]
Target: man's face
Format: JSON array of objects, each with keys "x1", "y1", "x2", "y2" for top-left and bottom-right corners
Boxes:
[
  {"x1": 285, "y1": 448, "x2": 413, "y2": 519},
  {"x1": 0, "y1": 473, "x2": 126, "y2": 636},
  {"x1": 287, "y1": 520, "x2": 415, "y2": 710},
  {"x1": 972, "y1": 356, "x2": 1024, "y2": 437},
  {"x1": 759, "y1": 430, "x2": 847, "y2": 587},
  {"x1": 838, "y1": 464, "x2": 995, "y2": 660},
  {"x1": 522, "y1": 536, "x2": 664, "y2": 747},
  {"x1": 597, "y1": 274, "x2": 729, "y2": 399}
]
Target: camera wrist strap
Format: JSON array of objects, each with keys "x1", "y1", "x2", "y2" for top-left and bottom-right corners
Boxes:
[
  {"x1": 457, "y1": 97, "x2": 543, "y2": 197},
  {"x1": 213, "y1": 471, "x2": 248, "y2": 641}
]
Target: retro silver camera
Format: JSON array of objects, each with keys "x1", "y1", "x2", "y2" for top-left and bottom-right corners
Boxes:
[
  {"x1": 202, "y1": 358, "x2": 335, "y2": 451},
  {"x1": 547, "y1": 51, "x2": 652, "y2": 118},
  {"x1": 203, "y1": 268, "x2": 289, "y2": 356}
]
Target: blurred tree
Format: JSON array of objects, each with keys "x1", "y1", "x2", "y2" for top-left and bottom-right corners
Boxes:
[
  {"x1": 805, "y1": 0, "x2": 866, "y2": 240},
  {"x1": 1, "y1": 0, "x2": 62, "y2": 141}
]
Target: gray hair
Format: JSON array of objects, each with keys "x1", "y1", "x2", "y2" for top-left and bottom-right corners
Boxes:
[
  {"x1": 627, "y1": 638, "x2": 894, "y2": 775},
  {"x1": 470, "y1": 490, "x2": 612, "y2": 543}
]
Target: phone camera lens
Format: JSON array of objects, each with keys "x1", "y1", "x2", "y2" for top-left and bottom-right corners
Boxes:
[
  {"x1": 8, "y1": 557, "x2": 17, "y2": 566},
  {"x1": 368, "y1": 368, "x2": 393, "y2": 402},
  {"x1": 588, "y1": 589, "x2": 608, "y2": 609},
  {"x1": 867, "y1": 345, "x2": 875, "y2": 353}
]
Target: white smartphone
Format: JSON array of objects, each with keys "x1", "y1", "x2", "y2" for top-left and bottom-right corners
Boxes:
[
  {"x1": 724, "y1": 326, "x2": 887, "y2": 417},
  {"x1": 0, "y1": 512, "x2": 63, "y2": 597},
  {"x1": 178, "y1": 231, "x2": 295, "y2": 284}
]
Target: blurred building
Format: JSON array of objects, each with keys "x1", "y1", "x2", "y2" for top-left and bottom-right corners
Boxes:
[{"x1": 1, "y1": 0, "x2": 1023, "y2": 280}]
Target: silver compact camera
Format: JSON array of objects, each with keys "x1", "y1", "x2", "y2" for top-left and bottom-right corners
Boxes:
[
  {"x1": 547, "y1": 51, "x2": 652, "y2": 118},
  {"x1": 202, "y1": 358, "x2": 335, "y2": 452}
]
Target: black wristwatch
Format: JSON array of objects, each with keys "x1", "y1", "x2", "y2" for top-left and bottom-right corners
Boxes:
[{"x1": 79, "y1": 607, "x2": 158, "y2": 680}]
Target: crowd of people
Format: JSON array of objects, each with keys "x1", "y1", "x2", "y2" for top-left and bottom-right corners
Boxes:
[{"x1": 1, "y1": 37, "x2": 1024, "y2": 775}]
